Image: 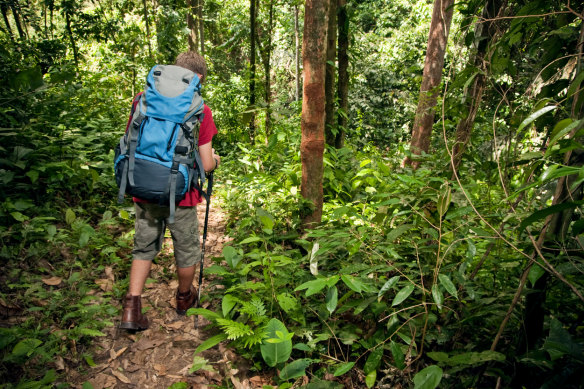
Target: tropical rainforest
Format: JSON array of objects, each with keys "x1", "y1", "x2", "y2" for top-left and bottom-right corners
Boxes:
[{"x1": 1, "y1": 0, "x2": 583, "y2": 388}]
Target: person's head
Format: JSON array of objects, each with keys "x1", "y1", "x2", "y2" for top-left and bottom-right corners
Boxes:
[{"x1": 175, "y1": 51, "x2": 207, "y2": 84}]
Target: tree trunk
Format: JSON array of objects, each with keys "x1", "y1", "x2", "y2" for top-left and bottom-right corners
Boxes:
[
  {"x1": 294, "y1": 5, "x2": 300, "y2": 102},
  {"x1": 450, "y1": 0, "x2": 505, "y2": 173},
  {"x1": 10, "y1": 1, "x2": 26, "y2": 39},
  {"x1": 521, "y1": 22, "x2": 584, "y2": 352},
  {"x1": 187, "y1": 0, "x2": 198, "y2": 52},
  {"x1": 324, "y1": 0, "x2": 337, "y2": 147},
  {"x1": 1, "y1": 3, "x2": 14, "y2": 41},
  {"x1": 404, "y1": 0, "x2": 455, "y2": 169},
  {"x1": 142, "y1": 0, "x2": 152, "y2": 58},
  {"x1": 249, "y1": 0, "x2": 257, "y2": 140},
  {"x1": 264, "y1": 0, "x2": 273, "y2": 136},
  {"x1": 65, "y1": 11, "x2": 79, "y2": 68},
  {"x1": 198, "y1": 0, "x2": 205, "y2": 55},
  {"x1": 336, "y1": 0, "x2": 348, "y2": 148},
  {"x1": 301, "y1": 0, "x2": 329, "y2": 227}
]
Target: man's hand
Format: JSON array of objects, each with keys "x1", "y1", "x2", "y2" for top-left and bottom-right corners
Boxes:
[{"x1": 212, "y1": 148, "x2": 221, "y2": 170}]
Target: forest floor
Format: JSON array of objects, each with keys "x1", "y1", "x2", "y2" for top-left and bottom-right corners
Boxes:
[{"x1": 67, "y1": 202, "x2": 274, "y2": 389}]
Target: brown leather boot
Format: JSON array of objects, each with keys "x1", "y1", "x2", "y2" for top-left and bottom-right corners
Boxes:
[
  {"x1": 120, "y1": 294, "x2": 149, "y2": 330},
  {"x1": 176, "y1": 285, "x2": 198, "y2": 315}
]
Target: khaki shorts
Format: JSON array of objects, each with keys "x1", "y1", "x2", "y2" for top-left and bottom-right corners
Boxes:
[{"x1": 132, "y1": 203, "x2": 201, "y2": 268}]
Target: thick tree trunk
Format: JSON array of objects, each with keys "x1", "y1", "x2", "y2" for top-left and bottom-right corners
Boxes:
[
  {"x1": 301, "y1": 0, "x2": 329, "y2": 227},
  {"x1": 143, "y1": 0, "x2": 152, "y2": 57},
  {"x1": 450, "y1": 0, "x2": 505, "y2": 173},
  {"x1": 324, "y1": 0, "x2": 337, "y2": 147},
  {"x1": 404, "y1": 0, "x2": 455, "y2": 169},
  {"x1": 249, "y1": 0, "x2": 257, "y2": 140},
  {"x1": 295, "y1": 5, "x2": 300, "y2": 102},
  {"x1": 336, "y1": 0, "x2": 348, "y2": 148},
  {"x1": 187, "y1": 0, "x2": 198, "y2": 52}
]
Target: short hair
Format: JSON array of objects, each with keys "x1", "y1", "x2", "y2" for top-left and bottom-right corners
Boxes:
[{"x1": 175, "y1": 51, "x2": 207, "y2": 84}]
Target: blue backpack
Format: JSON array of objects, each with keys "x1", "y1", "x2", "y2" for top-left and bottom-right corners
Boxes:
[{"x1": 115, "y1": 65, "x2": 206, "y2": 222}]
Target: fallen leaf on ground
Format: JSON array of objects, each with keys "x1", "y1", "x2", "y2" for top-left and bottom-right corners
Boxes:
[
  {"x1": 111, "y1": 369, "x2": 131, "y2": 384},
  {"x1": 42, "y1": 276, "x2": 62, "y2": 286},
  {"x1": 95, "y1": 279, "x2": 113, "y2": 292},
  {"x1": 109, "y1": 346, "x2": 127, "y2": 361},
  {"x1": 89, "y1": 373, "x2": 117, "y2": 388}
]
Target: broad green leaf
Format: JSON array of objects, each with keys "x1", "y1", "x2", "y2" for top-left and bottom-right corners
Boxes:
[
  {"x1": 65, "y1": 209, "x2": 76, "y2": 225},
  {"x1": 326, "y1": 286, "x2": 338, "y2": 314},
  {"x1": 387, "y1": 224, "x2": 413, "y2": 242},
  {"x1": 194, "y1": 333, "x2": 228, "y2": 355},
  {"x1": 187, "y1": 308, "x2": 222, "y2": 320},
  {"x1": 432, "y1": 284, "x2": 443, "y2": 310},
  {"x1": 277, "y1": 293, "x2": 299, "y2": 313},
  {"x1": 413, "y1": 365, "x2": 443, "y2": 389},
  {"x1": 119, "y1": 209, "x2": 130, "y2": 220},
  {"x1": 10, "y1": 212, "x2": 28, "y2": 222},
  {"x1": 378, "y1": 276, "x2": 400, "y2": 301},
  {"x1": 447, "y1": 351, "x2": 505, "y2": 365},
  {"x1": 392, "y1": 284, "x2": 415, "y2": 306},
  {"x1": 364, "y1": 347, "x2": 383, "y2": 374},
  {"x1": 12, "y1": 339, "x2": 42, "y2": 357},
  {"x1": 279, "y1": 358, "x2": 312, "y2": 380},
  {"x1": 547, "y1": 118, "x2": 584, "y2": 153},
  {"x1": 365, "y1": 370, "x2": 376, "y2": 388},
  {"x1": 566, "y1": 71, "x2": 584, "y2": 99},
  {"x1": 518, "y1": 105, "x2": 557, "y2": 132},
  {"x1": 437, "y1": 185, "x2": 451, "y2": 217},
  {"x1": 240, "y1": 236, "x2": 262, "y2": 244},
  {"x1": 295, "y1": 278, "x2": 328, "y2": 297},
  {"x1": 341, "y1": 274, "x2": 365, "y2": 293},
  {"x1": 333, "y1": 361, "x2": 355, "y2": 376},
  {"x1": 427, "y1": 352, "x2": 449, "y2": 362},
  {"x1": 261, "y1": 318, "x2": 292, "y2": 367},
  {"x1": 528, "y1": 265, "x2": 546, "y2": 287},
  {"x1": 222, "y1": 294, "x2": 238, "y2": 317},
  {"x1": 520, "y1": 201, "x2": 584, "y2": 231},
  {"x1": 390, "y1": 341, "x2": 405, "y2": 370},
  {"x1": 223, "y1": 246, "x2": 241, "y2": 269},
  {"x1": 438, "y1": 274, "x2": 458, "y2": 299},
  {"x1": 82, "y1": 382, "x2": 94, "y2": 389}
]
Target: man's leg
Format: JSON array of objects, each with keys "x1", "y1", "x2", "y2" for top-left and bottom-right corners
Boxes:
[
  {"x1": 129, "y1": 259, "x2": 153, "y2": 295},
  {"x1": 170, "y1": 206, "x2": 201, "y2": 315},
  {"x1": 120, "y1": 203, "x2": 164, "y2": 330},
  {"x1": 177, "y1": 265, "x2": 196, "y2": 294}
]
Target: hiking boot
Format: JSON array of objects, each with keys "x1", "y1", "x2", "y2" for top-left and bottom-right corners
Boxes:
[
  {"x1": 119, "y1": 294, "x2": 149, "y2": 331},
  {"x1": 176, "y1": 285, "x2": 198, "y2": 315}
]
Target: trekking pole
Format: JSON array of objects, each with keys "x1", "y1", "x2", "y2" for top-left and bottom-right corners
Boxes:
[{"x1": 195, "y1": 171, "x2": 213, "y2": 328}]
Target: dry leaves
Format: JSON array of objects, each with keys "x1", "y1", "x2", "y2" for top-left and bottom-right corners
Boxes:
[{"x1": 41, "y1": 276, "x2": 62, "y2": 286}]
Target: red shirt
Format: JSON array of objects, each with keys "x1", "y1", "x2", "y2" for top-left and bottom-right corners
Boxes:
[{"x1": 126, "y1": 94, "x2": 218, "y2": 207}]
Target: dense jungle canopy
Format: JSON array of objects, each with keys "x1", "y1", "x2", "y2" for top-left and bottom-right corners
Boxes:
[{"x1": 1, "y1": 0, "x2": 584, "y2": 388}]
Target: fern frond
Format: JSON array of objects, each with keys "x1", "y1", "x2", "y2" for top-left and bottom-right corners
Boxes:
[
  {"x1": 240, "y1": 296, "x2": 267, "y2": 323},
  {"x1": 241, "y1": 327, "x2": 268, "y2": 348},
  {"x1": 215, "y1": 318, "x2": 253, "y2": 340}
]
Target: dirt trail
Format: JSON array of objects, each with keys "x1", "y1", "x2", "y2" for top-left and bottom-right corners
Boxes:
[{"x1": 70, "y1": 202, "x2": 266, "y2": 389}]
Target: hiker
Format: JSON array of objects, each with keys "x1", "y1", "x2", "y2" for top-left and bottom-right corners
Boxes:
[{"x1": 119, "y1": 51, "x2": 220, "y2": 331}]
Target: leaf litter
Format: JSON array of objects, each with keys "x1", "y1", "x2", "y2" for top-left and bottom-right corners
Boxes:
[{"x1": 64, "y1": 202, "x2": 275, "y2": 388}]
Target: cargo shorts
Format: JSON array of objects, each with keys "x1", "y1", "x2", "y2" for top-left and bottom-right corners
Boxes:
[{"x1": 132, "y1": 202, "x2": 201, "y2": 268}]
